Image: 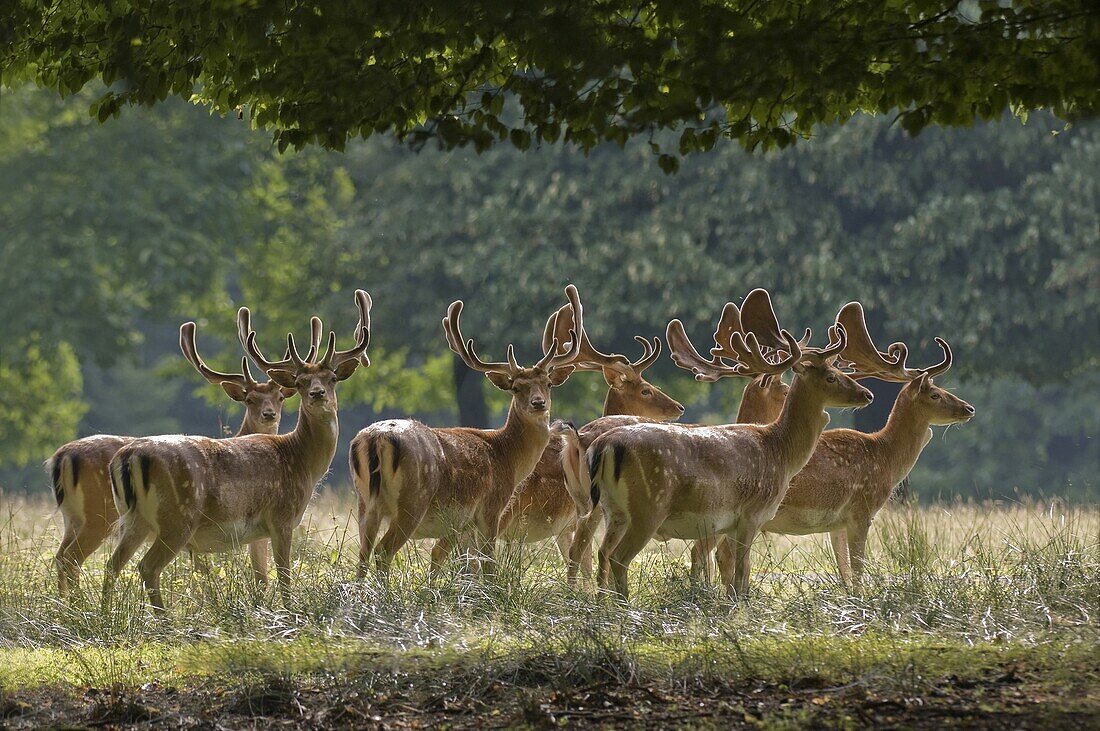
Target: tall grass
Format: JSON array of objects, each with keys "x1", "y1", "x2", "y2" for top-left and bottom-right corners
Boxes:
[{"x1": 0, "y1": 491, "x2": 1096, "y2": 690}]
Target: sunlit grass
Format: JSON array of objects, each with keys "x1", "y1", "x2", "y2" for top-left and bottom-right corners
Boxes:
[{"x1": 0, "y1": 491, "x2": 1096, "y2": 693}]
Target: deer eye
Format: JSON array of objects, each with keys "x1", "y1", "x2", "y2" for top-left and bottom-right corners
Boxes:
[
  {"x1": 641, "y1": 388, "x2": 653, "y2": 397},
  {"x1": 826, "y1": 375, "x2": 836, "y2": 383},
  {"x1": 931, "y1": 393, "x2": 940, "y2": 400}
]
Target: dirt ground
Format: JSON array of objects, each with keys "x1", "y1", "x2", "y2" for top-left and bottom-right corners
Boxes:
[{"x1": 3, "y1": 660, "x2": 1098, "y2": 729}]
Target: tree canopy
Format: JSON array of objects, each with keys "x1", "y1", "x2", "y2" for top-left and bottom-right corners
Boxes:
[{"x1": 5, "y1": 1, "x2": 1099, "y2": 160}]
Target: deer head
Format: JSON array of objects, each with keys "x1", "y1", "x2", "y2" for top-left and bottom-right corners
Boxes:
[
  {"x1": 180, "y1": 320, "x2": 310, "y2": 431},
  {"x1": 444, "y1": 285, "x2": 585, "y2": 422},
  {"x1": 542, "y1": 299, "x2": 683, "y2": 420},
  {"x1": 720, "y1": 289, "x2": 871, "y2": 409},
  {"x1": 835, "y1": 302, "x2": 973, "y2": 424},
  {"x1": 242, "y1": 290, "x2": 371, "y2": 414}
]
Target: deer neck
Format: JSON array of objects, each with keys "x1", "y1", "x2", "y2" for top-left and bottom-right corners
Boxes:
[
  {"x1": 283, "y1": 400, "x2": 340, "y2": 484},
  {"x1": 490, "y1": 400, "x2": 552, "y2": 486},
  {"x1": 763, "y1": 376, "x2": 830, "y2": 480},
  {"x1": 235, "y1": 414, "x2": 272, "y2": 438},
  {"x1": 874, "y1": 394, "x2": 934, "y2": 487},
  {"x1": 601, "y1": 389, "x2": 629, "y2": 417}
]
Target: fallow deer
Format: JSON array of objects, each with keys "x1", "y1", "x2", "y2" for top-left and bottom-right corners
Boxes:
[
  {"x1": 717, "y1": 302, "x2": 974, "y2": 586},
  {"x1": 46, "y1": 317, "x2": 317, "y2": 594},
  {"x1": 349, "y1": 286, "x2": 585, "y2": 577},
  {"x1": 561, "y1": 290, "x2": 790, "y2": 583},
  {"x1": 495, "y1": 300, "x2": 684, "y2": 574},
  {"x1": 104, "y1": 291, "x2": 370, "y2": 611},
  {"x1": 588, "y1": 301, "x2": 874, "y2": 599}
]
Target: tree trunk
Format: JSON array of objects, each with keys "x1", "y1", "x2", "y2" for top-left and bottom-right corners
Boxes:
[{"x1": 453, "y1": 354, "x2": 489, "y2": 427}]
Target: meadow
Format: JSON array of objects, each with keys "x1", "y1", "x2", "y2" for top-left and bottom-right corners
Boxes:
[{"x1": 0, "y1": 491, "x2": 1096, "y2": 728}]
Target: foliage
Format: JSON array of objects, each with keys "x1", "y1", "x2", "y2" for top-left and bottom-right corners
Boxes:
[
  {"x1": 0, "y1": 87, "x2": 1096, "y2": 498},
  {"x1": 0, "y1": 338, "x2": 85, "y2": 468},
  {"x1": 4, "y1": 2, "x2": 1099, "y2": 158}
]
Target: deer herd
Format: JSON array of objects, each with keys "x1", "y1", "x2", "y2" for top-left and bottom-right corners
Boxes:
[{"x1": 46, "y1": 286, "x2": 974, "y2": 611}]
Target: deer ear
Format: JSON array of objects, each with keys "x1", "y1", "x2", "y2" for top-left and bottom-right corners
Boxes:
[
  {"x1": 485, "y1": 371, "x2": 514, "y2": 391},
  {"x1": 279, "y1": 387, "x2": 297, "y2": 399},
  {"x1": 333, "y1": 358, "x2": 360, "y2": 381},
  {"x1": 601, "y1": 366, "x2": 628, "y2": 389},
  {"x1": 220, "y1": 381, "x2": 248, "y2": 402},
  {"x1": 792, "y1": 361, "x2": 809, "y2": 375},
  {"x1": 266, "y1": 369, "x2": 298, "y2": 389},
  {"x1": 549, "y1": 365, "x2": 575, "y2": 386}
]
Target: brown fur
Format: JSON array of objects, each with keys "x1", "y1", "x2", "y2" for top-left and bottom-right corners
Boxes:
[
  {"x1": 351, "y1": 368, "x2": 569, "y2": 576},
  {"x1": 351, "y1": 288, "x2": 585, "y2": 577},
  {"x1": 564, "y1": 375, "x2": 789, "y2": 583},
  {"x1": 719, "y1": 374, "x2": 974, "y2": 585},
  {"x1": 48, "y1": 382, "x2": 288, "y2": 595},
  {"x1": 496, "y1": 363, "x2": 683, "y2": 574},
  {"x1": 590, "y1": 360, "x2": 873, "y2": 599},
  {"x1": 103, "y1": 296, "x2": 369, "y2": 611}
]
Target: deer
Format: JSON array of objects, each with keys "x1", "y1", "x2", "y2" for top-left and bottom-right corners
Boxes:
[
  {"x1": 587, "y1": 297, "x2": 874, "y2": 599},
  {"x1": 495, "y1": 299, "x2": 684, "y2": 575},
  {"x1": 103, "y1": 291, "x2": 370, "y2": 611},
  {"x1": 45, "y1": 316, "x2": 318, "y2": 594},
  {"x1": 560, "y1": 290, "x2": 790, "y2": 584},
  {"x1": 715, "y1": 301, "x2": 974, "y2": 587},
  {"x1": 348, "y1": 285, "x2": 585, "y2": 578}
]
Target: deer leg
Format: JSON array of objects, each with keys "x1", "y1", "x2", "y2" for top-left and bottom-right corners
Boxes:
[
  {"x1": 846, "y1": 521, "x2": 871, "y2": 585},
  {"x1": 430, "y1": 534, "x2": 459, "y2": 575},
  {"x1": 554, "y1": 529, "x2": 573, "y2": 569},
  {"x1": 568, "y1": 506, "x2": 602, "y2": 585},
  {"x1": 375, "y1": 506, "x2": 426, "y2": 573},
  {"x1": 103, "y1": 515, "x2": 151, "y2": 603},
  {"x1": 690, "y1": 538, "x2": 717, "y2": 585},
  {"x1": 715, "y1": 537, "x2": 734, "y2": 587},
  {"x1": 269, "y1": 527, "x2": 294, "y2": 602},
  {"x1": 473, "y1": 517, "x2": 500, "y2": 578},
  {"x1": 357, "y1": 499, "x2": 385, "y2": 578},
  {"x1": 138, "y1": 530, "x2": 191, "y2": 614},
  {"x1": 606, "y1": 522, "x2": 656, "y2": 600},
  {"x1": 723, "y1": 519, "x2": 761, "y2": 599},
  {"x1": 248, "y1": 540, "x2": 270, "y2": 585},
  {"x1": 829, "y1": 528, "x2": 851, "y2": 587},
  {"x1": 189, "y1": 551, "x2": 211, "y2": 575},
  {"x1": 597, "y1": 515, "x2": 628, "y2": 592}
]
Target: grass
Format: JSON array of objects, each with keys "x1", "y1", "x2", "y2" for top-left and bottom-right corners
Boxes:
[{"x1": 0, "y1": 491, "x2": 1096, "y2": 727}]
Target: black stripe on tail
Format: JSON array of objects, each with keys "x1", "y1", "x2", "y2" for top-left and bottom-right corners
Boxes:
[
  {"x1": 367, "y1": 435, "x2": 401, "y2": 497},
  {"x1": 350, "y1": 445, "x2": 363, "y2": 485},
  {"x1": 367, "y1": 439, "x2": 381, "y2": 497},
  {"x1": 139, "y1": 454, "x2": 150, "y2": 494},
  {"x1": 119, "y1": 457, "x2": 136, "y2": 511},
  {"x1": 51, "y1": 457, "x2": 64, "y2": 506},
  {"x1": 587, "y1": 442, "x2": 625, "y2": 509}
]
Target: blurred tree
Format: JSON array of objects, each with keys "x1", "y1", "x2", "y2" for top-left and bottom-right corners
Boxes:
[
  {"x1": 0, "y1": 338, "x2": 84, "y2": 469},
  {"x1": 4, "y1": 2, "x2": 1097, "y2": 157},
  {"x1": 0, "y1": 86, "x2": 1095, "y2": 498}
]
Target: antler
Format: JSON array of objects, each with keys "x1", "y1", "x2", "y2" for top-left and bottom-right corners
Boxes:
[
  {"x1": 835, "y1": 302, "x2": 952, "y2": 380},
  {"x1": 319, "y1": 289, "x2": 372, "y2": 369},
  {"x1": 444, "y1": 301, "x2": 521, "y2": 375},
  {"x1": 739, "y1": 287, "x2": 813, "y2": 357},
  {"x1": 798, "y1": 324, "x2": 848, "y2": 366},
  {"x1": 542, "y1": 297, "x2": 660, "y2": 378},
  {"x1": 541, "y1": 304, "x2": 628, "y2": 373},
  {"x1": 727, "y1": 330, "x2": 804, "y2": 377},
  {"x1": 447, "y1": 285, "x2": 585, "y2": 375},
  {"x1": 534, "y1": 284, "x2": 585, "y2": 370},
  {"x1": 666, "y1": 302, "x2": 747, "y2": 382},
  {"x1": 180, "y1": 322, "x2": 255, "y2": 388}
]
